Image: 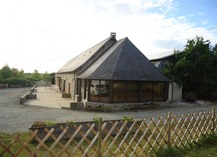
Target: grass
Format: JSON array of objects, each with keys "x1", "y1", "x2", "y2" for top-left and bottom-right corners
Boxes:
[
  {"x1": 183, "y1": 146, "x2": 217, "y2": 157},
  {"x1": 182, "y1": 134, "x2": 217, "y2": 157},
  {"x1": 154, "y1": 134, "x2": 217, "y2": 157},
  {"x1": 0, "y1": 132, "x2": 34, "y2": 157},
  {"x1": 2, "y1": 132, "x2": 216, "y2": 157}
]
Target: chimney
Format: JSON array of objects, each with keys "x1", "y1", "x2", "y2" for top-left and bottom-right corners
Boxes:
[{"x1": 110, "y1": 32, "x2": 116, "y2": 38}]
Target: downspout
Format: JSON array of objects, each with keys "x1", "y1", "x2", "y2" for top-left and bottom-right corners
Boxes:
[
  {"x1": 171, "y1": 81, "x2": 174, "y2": 102},
  {"x1": 74, "y1": 73, "x2": 76, "y2": 101}
]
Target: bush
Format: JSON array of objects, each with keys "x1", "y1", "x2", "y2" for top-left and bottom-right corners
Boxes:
[
  {"x1": 186, "y1": 92, "x2": 197, "y2": 102},
  {"x1": 4, "y1": 77, "x2": 32, "y2": 87}
]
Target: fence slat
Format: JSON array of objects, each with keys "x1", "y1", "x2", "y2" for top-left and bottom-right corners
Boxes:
[
  {"x1": 57, "y1": 125, "x2": 82, "y2": 157},
  {"x1": 71, "y1": 123, "x2": 96, "y2": 155},
  {"x1": 15, "y1": 130, "x2": 38, "y2": 157},
  {"x1": 212, "y1": 107, "x2": 216, "y2": 134},
  {"x1": 103, "y1": 120, "x2": 128, "y2": 156}
]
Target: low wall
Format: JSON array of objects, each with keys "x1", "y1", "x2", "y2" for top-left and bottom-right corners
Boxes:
[
  {"x1": 29, "y1": 120, "x2": 137, "y2": 142},
  {"x1": 30, "y1": 85, "x2": 37, "y2": 93},
  {"x1": 70, "y1": 102, "x2": 84, "y2": 110},
  {"x1": 0, "y1": 84, "x2": 9, "y2": 89},
  {"x1": 20, "y1": 91, "x2": 31, "y2": 104},
  {"x1": 62, "y1": 93, "x2": 71, "y2": 98},
  {"x1": 0, "y1": 84, "x2": 4, "y2": 89},
  {"x1": 10, "y1": 85, "x2": 23, "y2": 88},
  {"x1": 82, "y1": 102, "x2": 160, "y2": 112},
  {"x1": 20, "y1": 85, "x2": 37, "y2": 104}
]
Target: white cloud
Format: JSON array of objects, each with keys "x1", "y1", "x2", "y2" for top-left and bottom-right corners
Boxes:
[
  {"x1": 202, "y1": 20, "x2": 208, "y2": 25},
  {"x1": 0, "y1": 0, "x2": 216, "y2": 72},
  {"x1": 198, "y1": 11, "x2": 206, "y2": 16}
]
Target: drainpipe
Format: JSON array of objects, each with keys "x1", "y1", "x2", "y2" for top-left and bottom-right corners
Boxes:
[
  {"x1": 171, "y1": 81, "x2": 174, "y2": 102},
  {"x1": 74, "y1": 74, "x2": 76, "y2": 101}
]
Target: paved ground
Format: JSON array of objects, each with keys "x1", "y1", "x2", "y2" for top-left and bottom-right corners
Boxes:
[
  {"x1": 0, "y1": 86, "x2": 216, "y2": 133},
  {"x1": 25, "y1": 86, "x2": 72, "y2": 109}
]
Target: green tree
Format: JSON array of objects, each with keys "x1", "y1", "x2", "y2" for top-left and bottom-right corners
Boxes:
[
  {"x1": 0, "y1": 64, "x2": 13, "y2": 80},
  {"x1": 11, "y1": 68, "x2": 19, "y2": 78},
  {"x1": 43, "y1": 71, "x2": 51, "y2": 87},
  {"x1": 164, "y1": 36, "x2": 217, "y2": 99},
  {"x1": 31, "y1": 69, "x2": 42, "y2": 81},
  {"x1": 17, "y1": 69, "x2": 25, "y2": 78}
]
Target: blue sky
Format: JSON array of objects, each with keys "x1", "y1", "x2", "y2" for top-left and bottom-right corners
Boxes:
[
  {"x1": 0, "y1": 0, "x2": 216, "y2": 73},
  {"x1": 175, "y1": 0, "x2": 217, "y2": 28}
]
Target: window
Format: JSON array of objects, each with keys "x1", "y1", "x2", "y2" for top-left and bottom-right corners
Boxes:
[
  {"x1": 112, "y1": 81, "x2": 126, "y2": 102},
  {"x1": 89, "y1": 80, "x2": 100, "y2": 101},
  {"x1": 89, "y1": 80, "x2": 110, "y2": 102},
  {"x1": 99, "y1": 81, "x2": 110, "y2": 102},
  {"x1": 88, "y1": 80, "x2": 167, "y2": 103},
  {"x1": 126, "y1": 82, "x2": 139, "y2": 102},
  {"x1": 153, "y1": 83, "x2": 165, "y2": 102},
  {"x1": 141, "y1": 82, "x2": 153, "y2": 102}
]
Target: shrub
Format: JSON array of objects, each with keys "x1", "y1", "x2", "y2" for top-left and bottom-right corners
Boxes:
[
  {"x1": 4, "y1": 77, "x2": 31, "y2": 87},
  {"x1": 123, "y1": 116, "x2": 134, "y2": 122},
  {"x1": 186, "y1": 92, "x2": 197, "y2": 102}
]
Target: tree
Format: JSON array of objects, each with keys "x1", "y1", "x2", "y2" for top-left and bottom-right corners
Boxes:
[
  {"x1": 0, "y1": 64, "x2": 13, "y2": 80},
  {"x1": 17, "y1": 69, "x2": 25, "y2": 78},
  {"x1": 11, "y1": 68, "x2": 19, "y2": 78},
  {"x1": 43, "y1": 71, "x2": 51, "y2": 87},
  {"x1": 31, "y1": 69, "x2": 42, "y2": 81},
  {"x1": 164, "y1": 36, "x2": 217, "y2": 99}
]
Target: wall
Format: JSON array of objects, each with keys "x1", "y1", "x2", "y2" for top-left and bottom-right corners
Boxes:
[
  {"x1": 168, "y1": 82, "x2": 182, "y2": 101},
  {"x1": 36, "y1": 80, "x2": 51, "y2": 87},
  {"x1": 55, "y1": 73, "x2": 76, "y2": 100}
]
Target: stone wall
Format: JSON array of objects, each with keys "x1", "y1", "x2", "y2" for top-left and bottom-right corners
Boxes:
[
  {"x1": 55, "y1": 73, "x2": 76, "y2": 100},
  {"x1": 69, "y1": 101, "x2": 164, "y2": 112},
  {"x1": 36, "y1": 80, "x2": 51, "y2": 87},
  {"x1": 20, "y1": 85, "x2": 37, "y2": 104}
]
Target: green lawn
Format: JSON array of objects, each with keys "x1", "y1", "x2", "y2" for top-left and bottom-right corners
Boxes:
[
  {"x1": 182, "y1": 134, "x2": 217, "y2": 157},
  {"x1": 183, "y1": 146, "x2": 217, "y2": 157},
  {"x1": 154, "y1": 134, "x2": 217, "y2": 157}
]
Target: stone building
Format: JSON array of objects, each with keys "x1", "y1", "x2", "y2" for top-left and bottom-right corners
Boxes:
[{"x1": 56, "y1": 33, "x2": 171, "y2": 110}]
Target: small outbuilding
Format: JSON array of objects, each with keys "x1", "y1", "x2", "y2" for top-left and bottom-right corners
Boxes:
[{"x1": 56, "y1": 33, "x2": 171, "y2": 110}]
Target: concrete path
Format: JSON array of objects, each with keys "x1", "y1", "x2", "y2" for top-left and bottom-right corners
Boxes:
[{"x1": 25, "y1": 86, "x2": 72, "y2": 109}]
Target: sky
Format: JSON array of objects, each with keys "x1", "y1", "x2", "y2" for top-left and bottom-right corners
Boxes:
[{"x1": 0, "y1": 0, "x2": 217, "y2": 73}]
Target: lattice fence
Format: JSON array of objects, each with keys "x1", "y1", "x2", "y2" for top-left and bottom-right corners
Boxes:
[{"x1": 0, "y1": 108, "x2": 216, "y2": 157}]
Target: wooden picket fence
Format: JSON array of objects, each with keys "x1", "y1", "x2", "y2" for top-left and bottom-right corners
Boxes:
[{"x1": 0, "y1": 108, "x2": 216, "y2": 157}]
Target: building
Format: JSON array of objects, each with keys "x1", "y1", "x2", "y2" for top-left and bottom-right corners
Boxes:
[
  {"x1": 56, "y1": 33, "x2": 171, "y2": 110},
  {"x1": 151, "y1": 53, "x2": 182, "y2": 101}
]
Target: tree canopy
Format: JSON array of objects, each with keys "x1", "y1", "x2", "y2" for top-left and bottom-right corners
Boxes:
[
  {"x1": 0, "y1": 65, "x2": 53, "y2": 87},
  {"x1": 0, "y1": 64, "x2": 13, "y2": 80},
  {"x1": 164, "y1": 36, "x2": 217, "y2": 99}
]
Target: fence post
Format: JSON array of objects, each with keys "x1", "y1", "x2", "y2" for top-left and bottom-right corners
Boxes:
[
  {"x1": 212, "y1": 107, "x2": 216, "y2": 134},
  {"x1": 167, "y1": 112, "x2": 171, "y2": 147},
  {"x1": 97, "y1": 117, "x2": 102, "y2": 157}
]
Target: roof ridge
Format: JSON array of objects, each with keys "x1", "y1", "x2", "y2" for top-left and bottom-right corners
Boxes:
[
  {"x1": 67, "y1": 36, "x2": 113, "y2": 63},
  {"x1": 57, "y1": 35, "x2": 116, "y2": 73},
  {"x1": 111, "y1": 38, "x2": 128, "y2": 78}
]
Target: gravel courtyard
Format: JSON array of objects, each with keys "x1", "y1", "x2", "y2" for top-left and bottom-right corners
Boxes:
[{"x1": 0, "y1": 87, "x2": 216, "y2": 133}]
